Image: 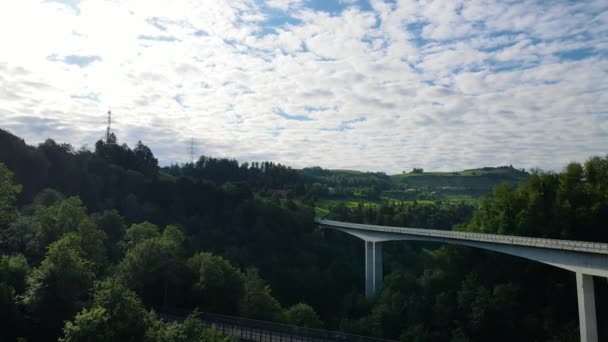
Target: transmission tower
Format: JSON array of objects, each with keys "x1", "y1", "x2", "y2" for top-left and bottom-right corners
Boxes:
[
  {"x1": 105, "y1": 110, "x2": 112, "y2": 143},
  {"x1": 189, "y1": 137, "x2": 196, "y2": 164}
]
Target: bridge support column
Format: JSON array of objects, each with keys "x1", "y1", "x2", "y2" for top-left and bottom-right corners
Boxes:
[
  {"x1": 576, "y1": 272, "x2": 597, "y2": 342},
  {"x1": 365, "y1": 241, "x2": 382, "y2": 298}
]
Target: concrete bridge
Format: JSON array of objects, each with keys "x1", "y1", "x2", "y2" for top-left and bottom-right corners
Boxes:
[{"x1": 316, "y1": 218, "x2": 608, "y2": 342}]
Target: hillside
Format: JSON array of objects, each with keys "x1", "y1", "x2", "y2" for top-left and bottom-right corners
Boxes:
[
  {"x1": 298, "y1": 166, "x2": 529, "y2": 204},
  {"x1": 389, "y1": 166, "x2": 529, "y2": 200}
]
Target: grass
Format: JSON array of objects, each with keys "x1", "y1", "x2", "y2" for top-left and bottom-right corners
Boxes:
[
  {"x1": 392, "y1": 167, "x2": 527, "y2": 178},
  {"x1": 312, "y1": 194, "x2": 478, "y2": 218},
  {"x1": 314, "y1": 206, "x2": 330, "y2": 217},
  {"x1": 442, "y1": 194, "x2": 479, "y2": 203},
  {"x1": 317, "y1": 197, "x2": 445, "y2": 210},
  {"x1": 316, "y1": 198, "x2": 381, "y2": 210},
  {"x1": 393, "y1": 171, "x2": 458, "y2": 177},
  {"x1": 310, "y1": 194, "x2": 478, "y2": 218},
  {"x1": 329, "y1": 169, "x2": 364, "y2": 175},
  {"x1": 381, "y1": 196, "x2": 435, "y2": 204}
]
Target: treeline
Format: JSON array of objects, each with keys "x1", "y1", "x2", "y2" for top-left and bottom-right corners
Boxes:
[
  {"x1": 464, "y1": 161, "x2": 608, "y2": 242},
  {"x1": 163, "y1": 159, "x2": 304, "y2": 192},
  {"x1": 163, "y1": 161, "x2": 394, "y2": 200},
  {"x1": 300, "y1": 167, "x2": 391, "y2": 187},
  {"x1": 328, "y1": 201, "x2": 475, "y2": 230}
]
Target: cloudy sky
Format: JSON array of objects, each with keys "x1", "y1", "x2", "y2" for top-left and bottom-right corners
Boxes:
[{"x1": 1, "y1": 0, "x2": 607, "y2": 173}]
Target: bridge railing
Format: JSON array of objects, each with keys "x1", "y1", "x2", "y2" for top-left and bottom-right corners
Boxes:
[
  {"x1": 157, "y1": 308, "x2": 397, "y2": 342},
  {"x1": 202, "y1": 313, "x2": 396, "y2": 342},
  {"x1": 315, "y1": 218, "x2": 608, "y2": 255}
]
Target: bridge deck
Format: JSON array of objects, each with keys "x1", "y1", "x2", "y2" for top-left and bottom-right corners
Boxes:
[{"x1": 315, "y1": 218, "x2": 608, "y2": 255}]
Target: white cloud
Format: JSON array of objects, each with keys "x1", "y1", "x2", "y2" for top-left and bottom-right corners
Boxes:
[
  {"x1": 0, "y1": 0, "x2": 607, "y2": 173},
  {"x1": 265, "y1": 0, "x2": 303, "y2": 11}
]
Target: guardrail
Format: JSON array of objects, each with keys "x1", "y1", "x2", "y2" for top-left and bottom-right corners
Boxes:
[
  {"x1": 202, "y1": 313, "x2": 396, "y2": 342},
  {"x1": 315, "y1": 218, "x2": 608, "y2": 255},
  {"x1": 157, "y1": 309, "x2": 397, "y2": 342}
]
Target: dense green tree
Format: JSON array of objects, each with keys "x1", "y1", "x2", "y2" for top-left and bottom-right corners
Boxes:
[
  {"x1": 0, "y1": 282, "x2": 25, "y2": 341},
  {"x1": 63, "y1": 270, "x2": 244, "y2": 342},
  {"x1": 238, "y1": 268, "x2": 284, "y2": 322},
  {"x1": 284, "y1": 303, "x2": 323, "y2": 328},
  {"x1": 120, "y1": 221, "x2": 161, "y2": 251},
  {"x1": 22, "y1": 235, "x2": 95, "y2": 339},
  {"x1": 122, "y1": 193, "x2": 144, "y2": 223},
  {"x1": 118, "y1": 231, "x2": 184, "y2": 307},
  {"x1": 0, "y1": 162, "x2": 21, "y2": 230},
  {"x1": 466, "y1": 158, "x2": 608, "y2": 242},
  {"x1": 94, "y1": 139, "x2": 158, "y2": 179},
  {"x1": 92, "y1": 279, "x2": 153, "y2": 340},
  {"x1": 0, "y1": 253, "x2": 30, "y2": 340},
  {"x1": 0, "y1": 130, "x2": 50, "y2": 203},
  {"x1": 37, "y1": 139, "x2": 83, "y2": 197},
  {"x1": 60, "y1": 306, "x2": 114, "y2": 342},
  {"x1": 0, "y1": 254, "x2": 29, "y2": 293},
  {"x1": 585, "y1": 156, "x2": 608, "y2": 190},
  {"x1": 187, "y1": 252, "x2": 245, "y2": 314},
  {"x1": 61, "y1": 278, "x2": 153, "y2": 342},
  {"x1": 92, "y1": 209, "x2": 127, "y2": 262},
  {"x1": 163, "y1": 224, "x2": 186, "y2": 248},
  {"x1": 454, "y1": 274, "x2": 520, "y2": 341},
  {"x1": 399, "y1": 324, "x2": 431, "y2": 342},
  {"x1": 33, "y1": 188, "x2": 65, "y2": 207},
  {"x1": 92, "y1": 209, "x2": 127, "y2": 243},
  {"x1": 146, "y1": 311, "x2": 237, "y2": 342},
  {"x1": 133, "y1": 140, "x2": 159, "y2": 178},
  {"x1": 74, "y1": 218, "x2": 108, "y2": 273},
  {"x1": 2, "y1": 216, "x2": 39, "y2": 257},
  {"x1": 33, "y1": 197, "x2": 88, "y2": 255}
]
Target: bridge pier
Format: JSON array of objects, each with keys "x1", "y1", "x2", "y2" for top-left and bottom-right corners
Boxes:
[
  {"x1": 365, "y1": 241, "x2": 382, "y2": 298},
  {"x1": 576, "y1": 273, "x2": 598, "y2": 342}
]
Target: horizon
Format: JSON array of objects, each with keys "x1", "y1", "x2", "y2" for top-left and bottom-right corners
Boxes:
[
  {"x1": 3, "y1": 126, "x2": 591, "y2": 175},
  {"x1": 1, "y1": 0, "x2": 607, "y2": 174}
]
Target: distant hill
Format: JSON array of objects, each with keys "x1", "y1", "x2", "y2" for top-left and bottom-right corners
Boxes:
[
  {"x1": 392, "y1": 166, "x2": 528, "y2": 189},
  {"x1": 299, "y1": 167, "x2": 391, "y2": 190},
  {"x1": 299, "y1": 166, "x2": 529, "y2": 203}
]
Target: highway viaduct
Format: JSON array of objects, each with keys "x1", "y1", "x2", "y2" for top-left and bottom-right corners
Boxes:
[{"x1": 316, "y1": 218, "x2": 608, "y2": 342}]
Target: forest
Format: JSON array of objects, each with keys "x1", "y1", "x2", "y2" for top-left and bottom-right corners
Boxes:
[{"x1": 0, "y1": 127, "x2": 607, "y2": 341}]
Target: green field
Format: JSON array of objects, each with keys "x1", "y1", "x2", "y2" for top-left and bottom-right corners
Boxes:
[
  {"x1": 315, "y1": 197, "x2": 443, "y2": 214},
  {"x1": 328, "y1": 169, "x2": 364, "y2": 175},
  {"x1": 392, "y1": 166, "x2": 526, "y2": 178},
  {"x1": 390, "y1": 167, "x2": 527, "y2": 195},
  {"x1": 302, "y1": 166, "x2": 527, "y2": 213},
  {"x1": 316, "y1": 198, "x2": 382, "y2": 209},
  {"x1": 296, "y1": 166, "x2": 528, "y2": 218},
  {"x1": 314, "y1": 206, "x2": 330, "y2": 217},
  {"x1": 441, "y1": 194, "x2": 479, "y2": 203}
]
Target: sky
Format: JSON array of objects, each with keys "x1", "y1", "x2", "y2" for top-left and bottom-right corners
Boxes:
[{"x1": 0, "y1": 0, "x2": 607, "y2": 173}]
